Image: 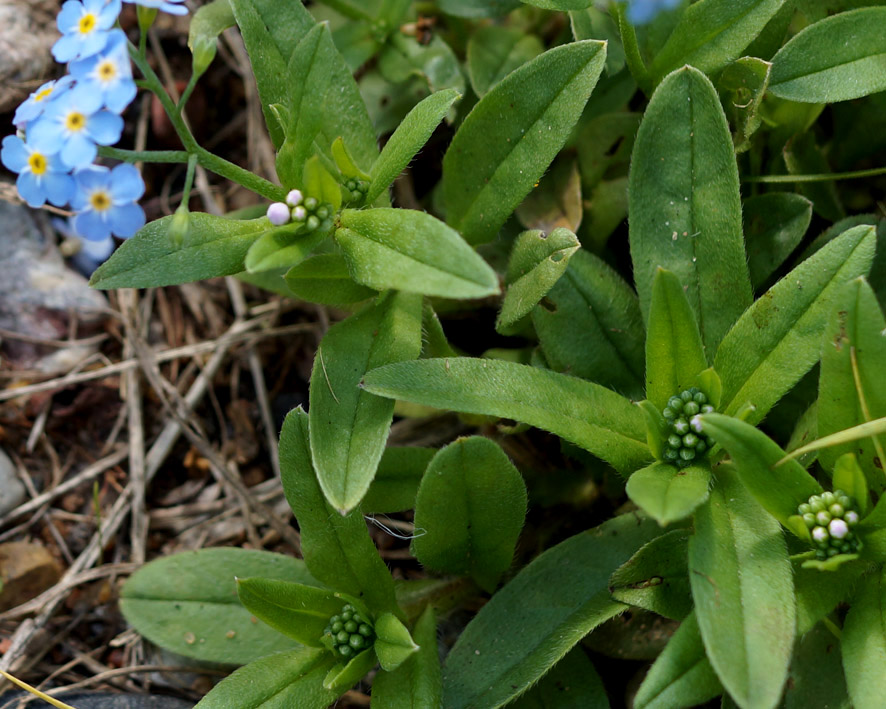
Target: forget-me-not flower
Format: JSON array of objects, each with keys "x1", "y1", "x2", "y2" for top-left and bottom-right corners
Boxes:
[
  {"x1": 71, "y1": 163, "x2": 146, "y2": 240},
  {"x1": 70, "y1": 30, "x2": 136, "y2": 114},
  {"x1": 53, "y1": 0, "x2": 123, "y2": 63},
  {"x1": 123, "y1": 0, "x2": 188, "y2": 15},
  {"x1": 1, "y1": 135, "x2": 76, "y2": 208},
  {"x1": 625, "y1": 0, "x2": 682, "y2": 24},
  {"x1": 13, "y1": 76, "x2": 76, "y2": 130},
  {"x1": 29, "y1": 85, "x2": 124, "y2": 169}
]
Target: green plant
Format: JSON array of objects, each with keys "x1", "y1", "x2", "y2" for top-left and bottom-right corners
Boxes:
[{"x1": 9, "y1": 0, "x2": 886, "y2": 706}]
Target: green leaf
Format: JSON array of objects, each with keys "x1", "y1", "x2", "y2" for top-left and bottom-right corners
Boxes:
[
  {"x1": 284, "y1": 254, "x2": 377, "y2": 306},
  {"x1": 412, "y1": 437, "x2": 527, "y2": 592},
  {"x1": 532, "y1": 249, "x2": 646, "y2": 399},
  {"x1": 193, "y1": 647, "x2": 338, "y2": 709},
  {"x1": 515, "y1": 158, "x2": 583, "y2": 234},
  {"x1": 794, "y1": 558, "x2": 867, "y2": 636},
  {"x1": 89, "y1": 214, "x2": 268, "y2": 289},
  {"x1": 609, "y1": 528, "x2": 693, "y2": 621},
  {"x1": 236, "y1": 578, "x2": 343, "y2": 648},
  {"x1": 648, "y1": 0, "x2": 786, "y2": 83},
  {"x1": 714, "y1": 225, "x2": 876, "y2": 424},
  {"x1": 322, "y1": 649, "x2": 376, "y2": 693},
  {"x1": 718, "y1": 56, "x2": 771, "y2": 152},
  {"x1": 362, "y1": 358, "x2": 651, "y2": 475},
  {"x1": 467, "y1": 25, "x2": 544, "y2": 98},
  {"x1": 629, "y1": 66, "x2": 752, "y2": 356},
  {"x1": 228, "y1": 0, "x2": 315, "y2": 148},
  {"x1": 784, "y1": 132, "x2": 844, "y2": 222},
  {"x1": 436, "y1": 0, "x2": 521, "y2": 18},
  {"x1": 120, "y1": 549, "x2": 318, "y2": 665},
  {"x1": 336, "y1": 209, "x2": 499, "y2": 299},
  {"x1": 442, "y1": 513, "x2": 664, "y2": 709},
  {"x1": 443, "y1": 40, "x2": 606, "y2": 244},
  {"x1": 379, "y1": 34, "x2": 464, "y2": 94},
  {"x1": 769, "y1": 8, "x2": 886, "y2": 103},
  {"x1": 689, "y1": 466, "x2": 795, "y2": 709},
  {"x1": 645, "y1": 268, "x2": 708, "y2": 410},
  {"x1": 361, "y1": 446, "x2": 435, "y2": 514},
  {"x1": 374, "y1": 612, "x2": 419, "y2": 671},
  {"x1": 309, "y1": 292, "x2": 423, "y2": 512},
  {"x1": 302, "y1": 155, "x2": 342, "y2": 212},
  {"x1": 633, "y1": 612, "x2": 722, "y2": 709},
  {"x1": 842, "y1": 567, "x2": 886, "y2": 709},
  {"x1": 818, "y1": 277, "x2": 886, "y2": 488},
  {"x1": 332, "y1": 136, "x2": 370, "y2": 181},
  {"x1": 279, "y1": 409, "x2": 398, "y2": 614},
  {"x1": 700, "y1": 414, "x2": 822, "y2": 527},
  {"x1": 508, "y1": 647, "x2": 609, "y2": 708},
  {"x1": 188, "y1": 0, "x2": 234, "y2": 53},
  {"x1": 244, "y1": 223, "x2": 329, "y2": 273},
  {"x1": 497, "y1": 228, "x2": 580, "y2": 331},
  {"x1": 367, "y1": 89, "x2": 461, "y2": 204},
  {"x1": 785, "y1": 622, "x2": 851, "y2": 709},
  {"x1": 626, "y1": 462, "x2": 711, "y2": 527},
  {"x1": 371, "y1": 606, "x2": 442, "y2": 708},
  {"x1": 832, "y1": 453, "x2": 870, "y2": 517},
  {"x1": 744, "y1": 193, "x2": 813, "y2": 290}
]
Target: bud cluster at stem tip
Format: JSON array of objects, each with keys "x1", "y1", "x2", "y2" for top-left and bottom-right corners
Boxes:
[
  {"x1": 662, "y1": 388, "x2": 715, "y2": 468},
  {"x1": 798, "y1": 490, "x2": 862, "y2": 560},
  {"x1": 266, "y1": 189, "x2": 334, "y2": 233},
  {"x1": 323, "y1": 604, "x2": 374, "y2": 660}
]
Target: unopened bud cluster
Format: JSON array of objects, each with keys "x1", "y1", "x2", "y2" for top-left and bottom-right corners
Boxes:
[
  {"x1": 798, "y1": 490, "x2": 861, "y2": 559},
  {"x1": 323, "y1": 604, "x2": 374, "y2": 659},
  {"x1": 662, "y1": 388, "x2": 715, "y2": 468},
  {"x1": 266, "y1": 189, "x2": 334, "y2": 232},
  {"x1": 344, "y1": 178, "x2": 369, "y2": 204}
]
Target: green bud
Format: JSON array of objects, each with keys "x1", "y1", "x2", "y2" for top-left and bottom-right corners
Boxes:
[
  {"x1": 304, "y1": 196, "x2": 319, "y2": 211},
  {"x1": 802, "y1": 513, "x2": 816, "y2": 528},
  {"x1": 683, "y1": 401, "x2": 700, "y2": 416},
  {"x1": 668, "y1": 435, "x2": 682, "y2": 448},
  {"x1": 351, "y1": 190, "x2": 364, "y2": 202},
  {"x1": 339, "y1": 645, "x2": 354, "y2": 658},
  {"x1": 694, "y1": 440, "x2": 707, "y2": 453},
  {"x1": 798, "y1": 503, "x2": 811, "y2": 515},
  {"x1": 306, "y1": 215, "x2": 321, "y2": 232},
  {"x1": 816, "y1": 511, "x2": 832, "y2": 526},
  {"x1": 679, "y1": 448, "x2": 696, "y2": 461},
  {"x1": 822, "y1": 492, "x2": 836, "y2": 505},
  {"x1": 336, "y1": 630, "x2": 349, "y2": 644},
  {"x1": 358, "y1": 624, "x2": 373, "y2": 637},
  {"x1": 829, "y1": 503, "x2": 845, "y2": 518},
  {"x1": 316, "y1": 206, "x2": 330, "y2": 220},
  {"x1": 663, "y1": 407, "x2": 676, "y2": 420},
  {"x1": 680, "y1": 390, "x2": 693, "y2": 403},
  {"x1": 810, "y1": 498, "x2": 826, "y2": 513},
  {"x1": 683, "y1": 433, "x2": 699, "y2": 448},
  {"x1": 667, "y1": 397, "x2": 684, "y2": 412},
  {"x1": 693, "y1": 392, "x2": 707, "y2": 404},
  {"x1": 191, "y1": 36, "x2": 218, "y2": 80},
  {"x1": 349, "y1": 634, "x2": 365, "y2": 649},
  {"x1": 664, "y1": 449, "x2": 678, "y2": 461},
  {"x1": 331, "y1": 621, "x2": 343, "y2": 633},
  {"x1": 344, "y1": 620, "x2": 357, "y2": 633},
  {"x1": 673, "y1": 419, "x2": 690, "y2": 435},
  {"x1": 169, "y1": 207, "x2": 190, "y2": 248}
]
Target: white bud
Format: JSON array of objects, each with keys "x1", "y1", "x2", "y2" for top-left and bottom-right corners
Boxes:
[
  {"x1": 286, "y1": 189, "x2": 303, "y2": 207},
  {"x1": 690, "y1": 415, "x2": 703, "y2": 434},
  {"x1": 292, "y1": 205, "x2": 307, "y2": 222},
  {"x1": 812, "y1": 526, "x2": 828, "y2": 543},
  {"x1": 845, "y1": 510, "x2": 859, "y2": 526},
  {"x1": 829, "y1": 519, "x2": 849, "y2": 540},
  {"x1": 267, "y1": 202, "x2": 291, "y2": 226}
]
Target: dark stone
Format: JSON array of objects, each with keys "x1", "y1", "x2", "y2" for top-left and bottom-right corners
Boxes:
[{"x1": 0, "y1": 692, "x2": 192, "y2": 708}]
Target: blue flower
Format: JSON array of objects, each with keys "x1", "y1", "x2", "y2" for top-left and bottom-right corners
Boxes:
[
  {"x1": 1, "y1": 135, "x2": 76, "y2": 208},
  {"x1": 53, "y1": 216, "x2": 116, "y2": 275},
  {"x1": 53, "y1": 0, "x2": 123, "y2": 63},
  {"x1": 122, "y1": 0, "x2": 188, "y2": 15},
  {"x1": 71, "y1": 163, "x2": 146, "y2": 240},
  {"x1": 13, "y1": 76, "x2": 76, "y2": 130},
  {"x1": 29, "y1": 85, "x2": 124, "y2": 169},
  {"x1": 70, "y1": 30, "x2": 137, "y2": 114},
  {"x1": 625, "y1": 0, "x2": 682, "y2": 24}
]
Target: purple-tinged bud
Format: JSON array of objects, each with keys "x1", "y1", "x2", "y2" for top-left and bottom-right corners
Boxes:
[
  {"x1": 286, "y1": 189, "x2": 303, "y2": 207},
  {"x1": 267, "y1": 202, "x2": 291, "y2": 226}
]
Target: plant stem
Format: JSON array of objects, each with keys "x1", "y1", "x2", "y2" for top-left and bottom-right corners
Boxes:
[
  {"x1": 612, "y1": 1, "x2": 652, "y2": 96},
  {"x1": 745, "y1": 165, "x2": 886, "y2": 184},
  {"x1": 99, "y1": 147, "x2": 190, "y2": 163},
  {"x1": 126, "y1": 42, "x2": 285, "y2": 202}
]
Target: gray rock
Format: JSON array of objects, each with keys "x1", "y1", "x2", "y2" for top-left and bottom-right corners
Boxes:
[
  {"x1": 0, "y1": 199, "x2": 109, "y2": 372},
  {"x1": 0, "y1": 0, "x2": 56, "y2": 113},
  {"x1": 0, "y1": 692, "x2": 192, "y2": 709},
  {"x1": 0, "y1": 448, "x2": 24, "y2": 518}
]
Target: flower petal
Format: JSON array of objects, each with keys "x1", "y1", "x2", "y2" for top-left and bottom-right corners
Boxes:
[
  {"x1": 75, "y1": 209, "x2": 111, "y2": 241},
  {"x1": 61, "y1": 133, "x2": 97, "y2": 169},
  {"x1": 110, "y1": 164, "x2": 145, "y2": 202},
  {"x1": 87, "y1": 111, "x2": 123, "y2": 145},
  {"x1": 1, "y1": 136, "x2": 29, "y2": 172},
  {"x1": 109, "y1": 202, "x2": 145, "y2": 238},
  {"x1": 17, "y1": 172, "x2": 46, "y2": 208}
]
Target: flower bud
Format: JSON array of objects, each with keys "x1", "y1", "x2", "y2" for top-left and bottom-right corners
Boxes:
[{"x1": 267, "y1": 202, "x2": 291, "y2": 226}]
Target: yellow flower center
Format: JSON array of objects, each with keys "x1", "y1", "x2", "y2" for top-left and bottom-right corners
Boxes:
[
  {"x1": 34, "y1": 87, "x2": 54, "y2": 103},
  {"x1": 90, "y1": 191, "x2": 112, "y2": 212},
  {"x1": 78, "y1": 13, "x2": 96, "y2": 35},
  {"x1": 65, "y1": 111, "x2": 86, "y2": 132},
  {"x1": 97, "y1": 60, "x2": 117, "y2": 82},
  {"x1": 28, "y1": 153, "x2": 48, "y2": 176}
]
